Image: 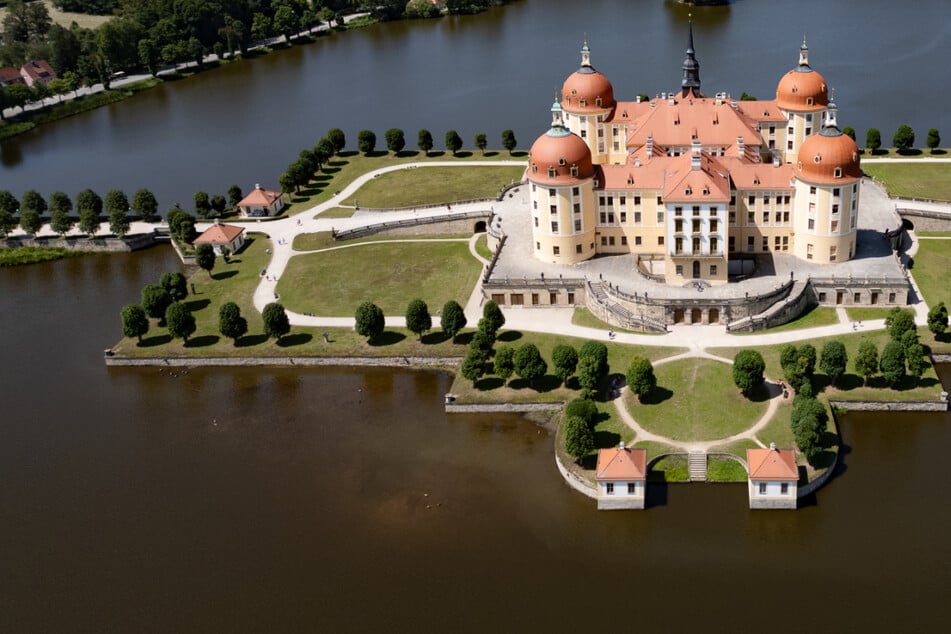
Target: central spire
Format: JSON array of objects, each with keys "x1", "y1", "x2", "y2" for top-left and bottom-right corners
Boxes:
[{"x1": 681, "y1": 20, "x2": 702, "y2": 97}]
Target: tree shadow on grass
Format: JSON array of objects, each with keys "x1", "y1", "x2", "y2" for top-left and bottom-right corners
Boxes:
[
  {"x1": 236, "y1": 333, "x2": 269, "y2": 347},
  {"x1": 364, "y1": 150, "x2": 389, "y2": 158},
  {"x1": 369, "y1": 331, "x2": 406, "y2": 346},
  {"x1": 454, "y1": 151, "x2": 474, "y2": 158},
  {"x1": 395, "y1": 150, "x2": 421, "y2": 159},
  {"x1": 421, "y1": 330, "x2": 451, "y2": 345},
  {"x1": 506, "y1": 374, "x2": 560, "y2": 392},
  {"x1": 213, "y1": 270, "x2": 237, "y2": 281},
  {"x1": 455, "y1": 331, "x2": 474, "y2": 346},
  {"x1": 896, "y1": 148, "x2": 923, "y2": 156},
  {"x1": 510, "y1": 150, "x2": 528, "y2": 158},
  {"x1": 183, "y1": 298, "x2": 211, "y2": 312},
  {"x1": 185, "y1": 334, "x2": 219, "y2": 348},
  {"x1": 595, "y1": 429, "x2": 621, "y2": 449},
  {"x1": 639, "y1": 385, "x2": 673, "y2": 405},
  {"x1": 277, "y1": 333, "x2": 313, "y2": 347},
  {"x1": 578, "y1": 453, "x2": 597, "y2": 471},
  {"x1": 746, "y1": 381, "x2": 776, "y2": 403},
  {"x1": 139, "y1": 334, "x2": 172, "y2": 347},
  {"x1": 832, "y1": 373, "x2": 864, "y2": 391},
  {"x1": 497, "y1": 330, "x2": 522, "y2": 343},
  {"x1": 475, "y1": 377, "x2": 504, "y2": 391},
  {"x1": 483, "y1": 151, "x2": 499, "y2": 157},
  {"x1": 930, "y1": 148, "x2": 947, "y2": 155}
]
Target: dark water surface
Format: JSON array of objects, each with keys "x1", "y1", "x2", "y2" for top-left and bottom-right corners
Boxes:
[
  {"x1": 1, "y1": 248, "x2": 949, "y2": 632},
  {"x1": 3, "y1": 0, "x2": 951, "y2": 207}
]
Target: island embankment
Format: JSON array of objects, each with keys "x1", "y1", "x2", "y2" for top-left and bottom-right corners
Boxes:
[{"x1": 103, "y1": 354, "x2": 461, "y2": 370}]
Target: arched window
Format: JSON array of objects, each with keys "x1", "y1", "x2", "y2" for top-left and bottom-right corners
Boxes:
[{"x1": 548, "y1": 167, "x2": 557, "y2": 178}]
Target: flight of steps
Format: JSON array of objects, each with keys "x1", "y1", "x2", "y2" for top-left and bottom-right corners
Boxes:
[{"x1": 688, "y1": 451, "x2": 707, "y2": 482}]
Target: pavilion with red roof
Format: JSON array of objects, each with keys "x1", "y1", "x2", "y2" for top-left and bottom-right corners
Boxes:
[
  {"x1": 595, "y1": 443, "x2": 648, "y2": 510},
  {"x1": 746, "y1": 444, "x2": 800, "y2": 509}
]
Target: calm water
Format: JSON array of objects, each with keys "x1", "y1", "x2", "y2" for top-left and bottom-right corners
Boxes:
[
  {"x1": 3, "y1": 0, "x2": 951, "y2": 629},
  {"x1": 0, "y1": 248, "x2": 949, "y2": 632},
  {"x1": 2, "y1": 0, "x2": 951, "y2": 208}
]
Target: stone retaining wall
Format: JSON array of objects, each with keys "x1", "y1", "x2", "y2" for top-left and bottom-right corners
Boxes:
[
  {"x1": 554, "y1": 452, "x2": 598, "y2": 499},
  {"x1": 445, "y1": 401, "x2": 563, "y2": 414},
  {"x1": 829, "y1": 399, "x2": 948, "y2": 412},
  {"x1": 105, "y1": 355, "x2": 462, "y2": 368},
  {"x1": 897, "y1": 208, "x2": 951, "y2": 232},
  {"x1": 2, "y1": 233, "x2": 158, "y2": 252},
  {"x1": 798, "y1": 451, "x2": 839, "y2": 499}
]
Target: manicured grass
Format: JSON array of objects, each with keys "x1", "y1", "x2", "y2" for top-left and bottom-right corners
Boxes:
[
  {"x1": 593, "y1": 401, "x2": 635, "y2": 447},
  {"x1": 862, "y1": 163, "x2": 951, "y2": 201},
  {"x1": 862, "y1": 148, "x2": 949, "y2": 159},
  {"x1": 317, "y1": 207, "x2": 356, "y2": 219},
  {"x1": 735, "y1": 305, "x2": 838, "y2": 334},
  {"x1": 754, "y1": 396, "x2": 795, "y2": 449},
  {"x1": 709, "y1": 439, "x2": 760, "y2": 459},
  {"x1": 0, "y1": 246, "x2": 87, "y2": 266},
  {"x1": 571, "y1": 307, "x2": 663, "y2": 334},
  {"x1": 845, "y1": 307, "x2": 895, "y2": 322},
  {"x1": 627, "y1": 358, "x2": 771, "y2": 442},
  {"x1": 632, "y1": 440, "x2": 684, "y2": 459},
  {"x1": 283, "y1": 151, "x2": 526, "y2": 215},
  {"x1": 912, "y1": 237, "x2": 951, "y2": 353},
  {"x1": 709, "y1": 328, "x2": 945, "y2": 402},
  {"x1": 474, "y1": 234, "x2": 492, "y2": 260},
  {"x1": 278, "y1": 240, "x2": 480, "y2": 316},
  {"x1": 293, "y1": 231, "x2": 469, "y2": 251},
  {"x1": 448, "y1": 336, "x2": 686, "y2": 404},
  {"x1": 649, "y1": 456, "x2": 688, "y2": 482},
  {"x1": 707, "y1": 456, "x2": 748, "y2": 482},
  {"x1": 342, "y1": 165, "x2": 525, "y2": 208}
]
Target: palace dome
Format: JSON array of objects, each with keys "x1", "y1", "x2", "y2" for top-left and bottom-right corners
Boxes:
[
  {"x1": 795, "y1": 126, "x2": 861, "y2": 185},
  {"x1": 561, "y1": 68, "x2": 615, "y2": 114},
  {"x1": 776, "y1": 67, "x2": 828, "y2": 112},
  {"x1": 528, "y1": 126, "x2": 594, "y2": 186}
]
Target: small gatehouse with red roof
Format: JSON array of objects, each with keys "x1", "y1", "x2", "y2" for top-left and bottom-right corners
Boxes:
[
  {"x1": 746, "y1": 444, "x2": 800, "y2": 509},
  {"x1": 596, "y1": 443, "x2": 648, "y2": 510}
]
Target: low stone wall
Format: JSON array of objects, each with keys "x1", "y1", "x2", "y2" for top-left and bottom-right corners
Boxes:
[
  {"x1": 554, "y1": 452, "x2": 598, "y2": 499},
  {"x1": 932, "y1": 354, "x2": 951, "y2": 364},
  {"x1": 445, "y1": 401, "x2": 563, "y2": 414},
  {"x1": 597, "y1": 496, "x2": 644, "y2": 510},
  {"x1": 829, "y1": 399, "x2": 948, "y2": 412},
  {"x1": 105, "y1": 355, "x2": 462, "y2": 368},
  {"x1": 898, "y1": 208, "x2": 951, "y2": 233},
  {"x1": 2, "y1": 232, "x2": 158, "y2": 252},
  {"x1": 798, "y1": 451, "x2": 839, "y2": 499}
]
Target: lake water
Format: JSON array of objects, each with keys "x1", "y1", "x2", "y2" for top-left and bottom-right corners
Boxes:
[
  {"x1": 2, "y1": 0, "x2": 951, "y2": 209},
  {"x1": 2, "y1": 0, "x2": 951, "y2": 630}
]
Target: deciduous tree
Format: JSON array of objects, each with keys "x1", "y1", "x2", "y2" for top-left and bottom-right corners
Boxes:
[
  {"x1": 819, "y1": 340, "x2": 848, "y2": 386},
  {"x1": 513, "y1": 343, "x2": 547, "y2": 387},
  {"x1": 885, "y1": 307, "x2": 915, "y2": 341},
  {"x1": 626, "y1": 356, "x2": 657, "y2": 402},
  {"x1": 577, "y1": 340, "x2": 609, "y2": 394},
  {"x1": 19, "y1": 209, "x2": 42, "y2": 236},
  {"x1": 879, "y1": 340, "x2": 906, "y2": 387},
  {"x1": 21, "y1": 190, "x2": 46, "y2": 216},
  {"x1": 227, "y1": 185, "x2": 243, "y2": 208},
  {"x1": 0, "y1": 190, "x2": 17, "y2": 236},
  {"x1": 385, "y1": 128, "x2": 405, "y2": 154},
  {"x1": 263, "y1": 302, "x2": 291, "y2": 342},
  {"x1": 131, "y1": 189, "x2": 158, "y2": 221},
  {"x1": 444, "y1": 129, "x2": 462, "y2": 155},
  {"x1": 460, "y1": 347, "x2": 486, "y2": 385},
  {"x1": 501, "y1": 129, "x2": 517, "y2": 153},
  {"x1": 481, "y1": 300, "x2": 505, "y2": 335},
  {"x1": 493, "y1": 345, "x2": 515, "y2": 380},
  {"x1": 565, "y1": 398, "x2": 598, "y2": 428},
  {"x1": 194, "y1": 191, "x2": 211, "y2": 218},
  {"x1": 564, "y1": 415, "x2": 594, "y2": 464},
  {"x1": 866, "y1": 128, "x2": 881, "y2": 153},
  {"x1": 892, "y1": 124, "x2": 915, "y2": 152},
  {"x1": 440, "y1": 299, "x2": 467, "y2": 342},
  {"x1": 218, "y1": 301, "x2": 248, "y2": 344},
  {"x1": 195, "y1": 243, "x2": 216, "y2": 277},
  {"x1": 327, "y1": 128, "x2": 346, "y2": 154},
  {"x1": 927, "y1": 128, "x2": 941, "y2": 152},
  {"x1": 141, "y1": 284, "x2": 172, "y2": 323},
  {"x1": 474, "y1": 132, "x2": 487, "y2": 154},
  {"x1": 732, "y1": 349, "x2": 765, "y2": 396},
  {"x1": 121, "y1": 304, "x2": 150, "y2": 344},
  {"x1": 49, "y1": 191, "x2": 74, "y2": 236},
  {"x1": 854, "y1": 339, "x2": 879, "y2": 385},
  {"x1": 165, "y1": 302, "x2": 196, "y2": 343},
  {"x1": 77, "y1": 189, "x2": 102, "y2": 236},
  {"x1": 357, "y1": 129, "x2": 376, "y2": 154},
  {"x1": 355, "y1": 301, "x2": 385, "y2": 342},
  {"x1": 418, "y1": 128, "x2": 433, "y2": 155},
  {"x1": 405, "y1": 298, "x2": 432, "y2": 340},
  {"x1": 552, "y1": 344, "x2": 578, "y2": 383},
  {"x1": 160, "y1": 271, "x2": 188, "y2": 302},
  {"x1": 927, "y1": 302, "x2": 948, "y2": 335}
]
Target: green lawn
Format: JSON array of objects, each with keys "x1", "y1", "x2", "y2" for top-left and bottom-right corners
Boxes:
[
  {"x1": 278, "y1": 240, "x2": 480, "y2": 316},
  {"x1": 735, "y1": 305, "x2": 838, "y2": 334},
  {"x1": 862, "y1": 163, "x2": 951, "y2": 201},
  {"x1": 343, "y1": 165, "x2": 525, "y2": 208},
  {"x1": 474, "y1": 234, "x2": 492, "y2": 260},
  {"x1": 708, "y1": 439, "x2": 760, "y2": 459},
  {"x1": 317, "y1": 207, "x2": 356, "y2": 219},
  {"x1": 707, "y1": 456, "x2": 748, "y2": 482},
  {"x1": 571, "y1": 307, "x2": 664, "y2": 334},
  {"x1": 709, "y1": 328, "x2": 944, "y2": 402},
  {"x1": 448, "y1": 335, "x2": 686, "y2": 404},
  {"x1": 845, "y1": 307, "x2": 895, "y2": 322},
  {"x1": 283, "y1": 151, "x2": 526, "y2": 215},
  {"x1": 627, "y1": 358, "x2": 771, "y2": 442},
  {"x1": 912, "y1": 237, "x2": 951, "y2": 353},
  {"x1": 648, "y1": 456, "x2": 689, "y2": 482}
]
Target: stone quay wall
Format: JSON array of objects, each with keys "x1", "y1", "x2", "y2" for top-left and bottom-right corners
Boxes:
[
  {"x1": 2, "y1": 232, "x2": 159, "y2": 252},
  {"x1": 829, "y1": 399, "x2": 948, "y2": 412},
  {"x1": 105, "y1": 355, "x2": 463, "y2": 369},
  {"x1": 897, "y1": 208, "x2": 951, "y2": 233}
]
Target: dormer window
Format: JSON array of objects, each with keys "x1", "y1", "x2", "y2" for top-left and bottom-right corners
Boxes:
[
  {"x1": 531, "y1": 163, "x2": 537, "y2": 174},
  {"x1": 571, "y1": 89, "x2": 577, "y2": 96},
  {"x1": 570, "y1": 165, "x2": 579, "y2": 177},
  {"x1": 548, "y1": 167, "x2": 557, "y2": 178},
  {"x1": 596, "y1": 96, "x2": 602, "y2": 107},
  {"x1": 622, "y1": 111, "x2": 628, "y2": 118},
  {"x1": 627, "y1": 176, "x2": 633, "y2": 186},
  {"x1": 685, "y1": 187, "x2": 692, "y2": 196},
  {"x1": 797, "y1": 161, "x2": 803, "y2": 171},
  {"x1": 806, "y1": 97, "x2": 813, "y2": 105},
  {"x1": 791, "y1": 87, "x2": 798, "y2": 94},
  {"x1": 834, "y1": 167, "x2": 842, "y2": 178},
  {"x1": 559, "y1": 157, "x2": 566, "y2": 166},
  {"x1": 813, "y1": 155, "x2": 821, "y2": 163},
  {"x1": 703, "y1": 187, "x2": 710, "y2": 195},
  {"x1": 579, "y1": 99, "x2": 587, "y2": 107}
]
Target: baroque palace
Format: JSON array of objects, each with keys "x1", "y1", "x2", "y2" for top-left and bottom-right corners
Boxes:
[{"x1": 527, "y1": 27, "x2": 862, "y2": 286}]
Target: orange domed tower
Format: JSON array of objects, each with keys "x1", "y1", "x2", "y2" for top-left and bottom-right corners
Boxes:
[
  {"x1": 792, "y1": 100, "x2": 861, "y2": 264},
  {"x1": 527, "y1": 102, "x2": 597, "y2": 264},
  {"x1": 776, "y1": 38, "x2": 829, "y2": 164},
  {"x1": 561, "y1": 41, "x2": 615, "y2": 163}
]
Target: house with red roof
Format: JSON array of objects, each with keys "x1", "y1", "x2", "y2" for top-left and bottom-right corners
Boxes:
[
  {"x1": 193, "y1": 221, "x2": 246, "y2": 256},
  {"x1": 595, "y1": 443, "x2": 647, "y2": 510},
  {"x1": 19, "y1": 60, "x2": 56, "y2": 87},
  {"x1": 0, "y1": 66, "x2": 25, "y2": 87},
  {"x1": 746, "y1": 444, "x2": 800, "y2": 509},
  {"x1": 238, "y1": 184, "x2": 286, "y2": 218}
]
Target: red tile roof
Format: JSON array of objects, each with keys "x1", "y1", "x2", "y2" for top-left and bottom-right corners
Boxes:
[
  {"x1": 747, "y1": 447, "x2": 799, "y2": 481},
  {"x1": 596, "y1": 446, "x2": 647, "y2": 481},
  {"x1": 193, "y1": 223, "x2": 245, "y2": 245},
  {"x1": 238, "y1": 186, "x2": 282, "y2": 207},
  {"x1": 0, "y1": 67, "x2": 24, "y2": 85},
  {"x1": 20, "y1": 60, "x2": 55, "y2": 85}
]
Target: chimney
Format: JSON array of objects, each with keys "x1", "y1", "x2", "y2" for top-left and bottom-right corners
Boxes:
[
  {"x1": 736, "y1": 136, "x2": 744, "y2": 157},
  {"x1": 255, "y1": 183, "x2": 261, "y2": 190},
  {"x1": 619, "y1": 441, "x2": 625, "y2": 449},
  {"x1": 646, "y1": 136, "x2": 654, "y2": 158},
  {"x1": 691, "y1": 139, "x2": 702, "y2": 171},
  {"x1": 770, "y1": 442, "x2": 776, "y2": 451}
]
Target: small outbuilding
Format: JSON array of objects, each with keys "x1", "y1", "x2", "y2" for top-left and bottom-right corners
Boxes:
[
  {"x1": 193, "y1": 221, "x2": 246, "y2": 256},
  {"x1": 20, "y1": 60, "x2": 56, "y2": 87},
  {"x1": 238, "y1": 184, "x2": 286, "y2": 218},
  {"x1": 746, "y1": 444, "x2": 799, "y2": 510},
  {"x1": 595, "y1": 443, "x2": 647, "y2": 510}
]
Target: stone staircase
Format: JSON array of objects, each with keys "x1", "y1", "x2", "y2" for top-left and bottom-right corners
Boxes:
[{"x1": 688, "y1": 451, "x2": 707, "y2": 482}]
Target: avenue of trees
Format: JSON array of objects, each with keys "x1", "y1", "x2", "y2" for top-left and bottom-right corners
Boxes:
[
  {"x1": 0, "y1": 187, "x2": 162, "y2": 238},
  {"x1": 863, "y1": 125, "x2": 943, "y2": 153}
]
